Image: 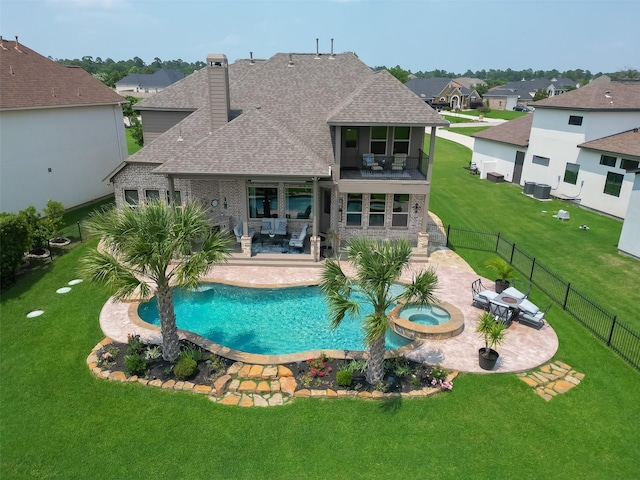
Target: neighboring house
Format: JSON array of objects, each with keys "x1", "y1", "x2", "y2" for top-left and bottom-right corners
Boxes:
[
  {"x1": 454, "y1": 77, "x2": 486, "y2": 89},
  {"x1": 470, "y1": 78, "x2": 640, "y2": 222},
  {"x1": 483, "y1": 77, "x2": 578, "y2": 110},
  {"x1": 0, "y1": 38, "x2": 127, "y2": 213},
  {"x1": 405, "y1": 77, "x2": 482, "y2": 110},
  {"x1": 115, "y1": 69, "x2": 186, "y2": 96},
  {"x1": 107, "y1": 51, "x2": 447, "y2": 260},
  {"x1": 618, "y1": 168, "x2": 640, "y2": 259}
]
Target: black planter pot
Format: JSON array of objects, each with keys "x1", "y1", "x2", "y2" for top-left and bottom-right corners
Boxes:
[
  {"x1": 494, "y1": 279, "x2": 510, "y2": 294},
  {"x1": 478, "y1": 348, "x2": 499, "y2": 370}
]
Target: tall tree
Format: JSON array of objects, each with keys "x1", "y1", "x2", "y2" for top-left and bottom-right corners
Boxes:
[
  {"x1": 81, "y1": 200, "x2": 232, "y2": 361},
  {"x1": 533, "y1": 88, "x2": 549, "y2": 101},
  {"x1": 320, "y1": 238, "x2": 439, "y2": 384}
]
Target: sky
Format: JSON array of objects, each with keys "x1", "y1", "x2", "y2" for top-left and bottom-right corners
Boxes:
[{"x1": 1, "y1": 0, "x2": 638, "y2": 75}]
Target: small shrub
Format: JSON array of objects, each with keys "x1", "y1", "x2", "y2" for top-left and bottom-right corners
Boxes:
[
  {"x1": 145, "y1": 346, "x2": 162, "y2": 360},
  {"x1": 97, "y1": 344, "x2": 120, "y2": 367},
  {"x1": 336, "y1": 370, "x2": 353, "y2": 387},
  {"x1": 386, "y1": 357, "x2": 412, "y2": 377},
  {"x1": 411, "y1": 376, "x2": 421, "y2": 387},
  {"x1": 173, "y1": 357, "x2": 197, "y2": 380},
  {"x1": 124, "y1": 353, "x2": 147, "y2": 376},
  {"x1": 338, "y1": 359, "x2": 366, "y2": 374},
  {"x1": 374, "y1": 380, "x2": 389, "y2": 392},
  {"x1": 300, "y1": 373, "x2": 313, "y2": 388},
  {"x1": 429, "y1": 364, "x2": 448, "y2": 382},
  {"x1": 127, "y1": 334, "x2": 145, "y2": 355},
  {"x1": 179, "y1": 344, "x2": 203, "y2": 362},
  {"x1": 306, "y1": 353, "x2": 332, "y2": 377}
]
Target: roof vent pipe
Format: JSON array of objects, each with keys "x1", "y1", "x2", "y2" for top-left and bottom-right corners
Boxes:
[
  {"x1": 315, "y1": 38, "x2": 320, "y2": 59},
  {"x1": 329, "y1": 38, "x2": 335, "y2": 59},
  {"x1": 14, "y1": 36, "x2": 22, "y2": 53},
  {"x1": 249, "y1": 51, "x2": 254, "y2": 65},
  {"x1": 0, "y1": 36, "x2": 8, "y2": 50},
  {"x1": 288, "y1": 53, "x2": 294, "y2": 67}
]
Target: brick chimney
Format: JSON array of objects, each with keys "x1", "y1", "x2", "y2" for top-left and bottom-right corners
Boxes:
[{"x1": 205, "y1": 53, "x2": 230, "y2": 133}]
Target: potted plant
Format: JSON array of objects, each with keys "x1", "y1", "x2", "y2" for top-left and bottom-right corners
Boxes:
[
  {"x1": 485, "y1": 257, "x2": 515, "y2": 293},
  {"x1": 476, "y1": 312, "x2": 507, "y2": 370}
]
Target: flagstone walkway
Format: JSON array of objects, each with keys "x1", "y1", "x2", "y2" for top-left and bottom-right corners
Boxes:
[{"x1": 517, "y1": 360, "x2": 585, "y2": 401}]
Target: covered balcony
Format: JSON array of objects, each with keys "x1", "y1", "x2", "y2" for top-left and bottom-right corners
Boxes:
[{"x1": 339, "y1": 150, "x2": 430, "y2": 181}]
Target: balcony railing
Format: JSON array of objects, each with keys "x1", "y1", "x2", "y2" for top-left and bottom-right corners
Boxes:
[{"x1": 339, "y1": 150, "x2": 430, "y2": 180}]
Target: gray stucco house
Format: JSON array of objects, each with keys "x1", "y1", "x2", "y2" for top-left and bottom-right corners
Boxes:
[{"x1": 107, "y1": 51, "x2": 448, "y2": 260}]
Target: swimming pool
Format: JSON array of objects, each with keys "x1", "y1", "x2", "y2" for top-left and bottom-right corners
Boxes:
[{"x1": 137, "y1": 283, "x2": 412, "y2": 355}]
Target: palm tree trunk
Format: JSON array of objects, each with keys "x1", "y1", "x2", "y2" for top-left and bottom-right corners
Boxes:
[
  {"x1": 156, "y1": 281, "x2": 180, "y2": 362},
  {"x1": 365, "y1": 335, "x2": 386, "y2": 384}
]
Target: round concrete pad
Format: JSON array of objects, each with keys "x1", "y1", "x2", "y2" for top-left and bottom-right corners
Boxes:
[
  {"x1": 56, "y1": 287, "x2": 72, "y2": 294},
  {"x1": 68, "y1": 279, "x2": 83, "y2": 285},
  {"x1": 27, "y1": 310, "x2": 44, "y2": 318}
]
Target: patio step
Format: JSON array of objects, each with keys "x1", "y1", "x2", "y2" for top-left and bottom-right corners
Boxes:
[
  {"x1": 226, "y1": 252, "x2": 323, "y2": 268},
  {"x1": 411, "y1": 248, "x2": 429, "y2": 264}
]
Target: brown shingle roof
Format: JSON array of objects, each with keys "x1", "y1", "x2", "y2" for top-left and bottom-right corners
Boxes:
[
  {"x1": 0, "y1": 40, "x2": 124, "y2": 109},
  {"x1": 532, "y1": 78, "x2": 640, "y2": 111},
  {"x1": 578, "y1": 128, "x2": 640, "y2": 158},
  {"x1": 127, "y1": 52, "x2": 445, "y2": 176},
  {"x1": 472, "y1": 114, "x2": 533, "y2": 147}
]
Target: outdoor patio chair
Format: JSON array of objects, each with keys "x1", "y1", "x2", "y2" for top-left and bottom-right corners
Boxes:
[
  {"x1": 508, "y1": 279, "x2": 532, "y2": 298},
  {"x1": 289, "y1": 223, "x2": 308, "y2": 251},
  {"x1": 391, "y1": 153, "x2": 407, "y2": 171},
  {"x1": 519, "y1": 298, "x2": 539, "y2": 316},
  {"x1": 518, "y1": 304, "x2": 551, "y2": 330},
  {"x1": 471, "y1": 278, "x2": 498, "y2": 310},
  {"x1": 363, "y1": 153, "x2": 382, "y2": 172},
  {"x1": 274, "y1": 218, "x2": 288, "y2": 236},
  {"x1": 233, "y1": 219, "x2": 255, "y2": 243},
  {"x1": 489, "y1": 301, "x2": 513, "y2": 327}
]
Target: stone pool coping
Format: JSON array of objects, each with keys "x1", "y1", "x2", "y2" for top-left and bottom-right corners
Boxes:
[{"x1": 389, "y1": 301, "x2": 465, "y2": 340}]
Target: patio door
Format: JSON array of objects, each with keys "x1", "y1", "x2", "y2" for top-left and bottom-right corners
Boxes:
[{"x1": 512, "y1": 151, "x2": 525, "y2": 184}]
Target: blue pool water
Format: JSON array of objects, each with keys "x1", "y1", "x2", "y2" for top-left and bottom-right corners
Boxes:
[
  {"x1": 138, "y1": 283, "x2": 412, "y2": 355},
  {"x1": 399, "y1": 304, "x2": 451, "y2": 326}
]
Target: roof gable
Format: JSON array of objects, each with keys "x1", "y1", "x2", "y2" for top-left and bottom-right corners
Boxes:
[
  {"x1": 472, "y1": 114, "x2": 533, "y2": 147},
  {"x1": 0, "y1": 40, "x2": 124, "y2": 109},
  {"x1": 327, "y1": 70, "x2": 446, "y2": 126},
  {"x1": 578, "y1": 128, "x2": 640, "y2": 158}
]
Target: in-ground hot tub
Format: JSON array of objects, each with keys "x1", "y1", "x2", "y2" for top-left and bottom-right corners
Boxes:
[{"x1": 389, "y1": 301, "x2": 464, "y2": 340}]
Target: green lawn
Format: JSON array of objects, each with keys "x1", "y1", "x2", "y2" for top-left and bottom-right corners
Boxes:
[
  {"x1": 461, "y1": 109, "x2": 529, "y2": 120},
  {"x1": 126, "y1": 128, "x2": 142, "y2": 155},
  {"x1": 446, "y1": 126, "x2": 490, "y2": 136},
  {"x1": 1, "y1": 149, "x2": 639, "y2": 478},
  {"x1": 440, "y1": 114, "x2": 471, "y2": 124}
]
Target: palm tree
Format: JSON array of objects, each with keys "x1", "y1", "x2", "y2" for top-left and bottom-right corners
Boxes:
[
  {"x1": 320, "y1": 237, "x2": 439, "y2": 384},
  {"x1": 81, "y1": 200, "x2": 231, "y2": 362}
]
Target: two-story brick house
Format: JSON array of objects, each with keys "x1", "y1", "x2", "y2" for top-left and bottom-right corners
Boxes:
[{"x1": 107, "y1": 51, "x2": 447, "y2": 260}]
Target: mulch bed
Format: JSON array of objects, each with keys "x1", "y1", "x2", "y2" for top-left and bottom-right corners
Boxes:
[{"x1": 96, "y1": 338, "x2": 453, "y2": 394}]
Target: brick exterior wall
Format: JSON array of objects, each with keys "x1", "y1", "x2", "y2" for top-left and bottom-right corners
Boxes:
[{"x1": 112, "y1": 165, "x2": 425, "y2": 244}]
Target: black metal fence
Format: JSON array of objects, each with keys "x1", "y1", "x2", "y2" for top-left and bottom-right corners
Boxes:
[{"x1": 444, "y1": 225, "x2": 640, "y2": 371}]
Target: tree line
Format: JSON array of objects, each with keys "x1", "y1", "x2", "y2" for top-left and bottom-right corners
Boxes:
[{"x1": 54, "y1": 56, "x2": 205, "y2": 88}]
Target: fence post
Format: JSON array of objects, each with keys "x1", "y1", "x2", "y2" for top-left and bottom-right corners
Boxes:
[
  {"x1": 607, "y1": 316, "x2": 617, "y2": 346},
  {"x1": 529, "y1": 258, "x2": 535, "y2": 281},
  {"x1": 445, "y1": 224, "x2": 451, "y2": 248},
  {"x1": 77, "y1": 221, "x2": 83, "y2": 243},
  {"x1": 510, "y1": 243, "x2": 515, "y2": 264},
  {"x1": 563, "y1": 283, "x2": 570, "y2": 310},
  {"x1": 495, "y1": 233, "x2": 500, "y2": 253}
]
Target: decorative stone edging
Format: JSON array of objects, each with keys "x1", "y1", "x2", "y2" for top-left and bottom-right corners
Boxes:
[
  {"x1": 517, "y1": 361, "x2": 584, "y2": 401},
  {"x1": 87, "y1": 338, "x2": 458, "y2": 407}
]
